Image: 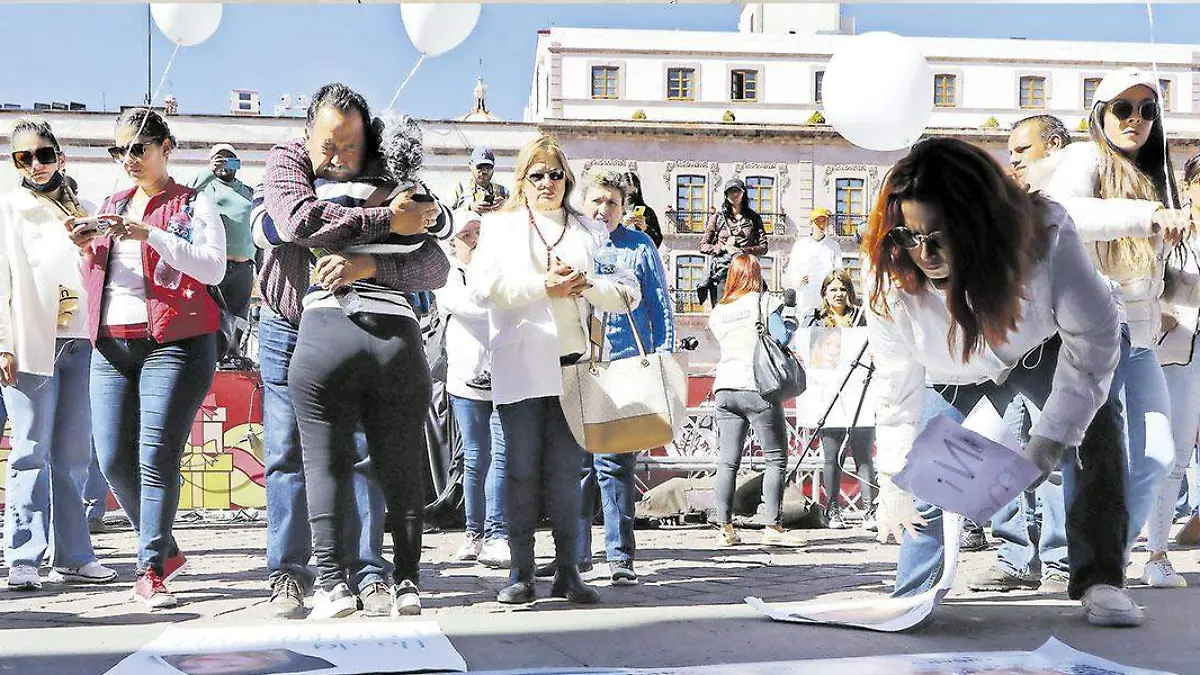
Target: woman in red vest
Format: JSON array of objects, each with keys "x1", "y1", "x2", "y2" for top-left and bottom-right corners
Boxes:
[{"x1": 66, "y1": 108, "x2": 226, "y2": 610}]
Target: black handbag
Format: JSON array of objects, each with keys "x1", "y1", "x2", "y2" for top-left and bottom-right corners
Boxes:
[
  {"x1": 753, "y1": 294, "x2": 806, "y2": 403},
  {"x1": 208, "y1": 284, "x2": 236, "y2": 360}
]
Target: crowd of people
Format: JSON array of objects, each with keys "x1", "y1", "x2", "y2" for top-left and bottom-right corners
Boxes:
[{"x1": 3, "y1": 68, "x2": 1200, "y2": 631}]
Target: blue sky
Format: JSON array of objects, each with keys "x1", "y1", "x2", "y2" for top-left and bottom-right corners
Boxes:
[{"x1": 2, "y1": 3, "x2": 1199, "y2": 121}]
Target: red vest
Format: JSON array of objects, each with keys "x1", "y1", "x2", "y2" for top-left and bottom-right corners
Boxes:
[{"x1": 83, "y1": 180, "x2": 219, "y2": 344}]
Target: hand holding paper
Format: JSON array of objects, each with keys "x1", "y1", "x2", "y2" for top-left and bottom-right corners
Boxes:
[{"x1": 875, "y1": 476, "x2": 926, "y2": 544}]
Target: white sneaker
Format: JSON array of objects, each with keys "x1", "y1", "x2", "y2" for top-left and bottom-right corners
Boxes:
[
  {"x1": 391, "y1": 580, "x2": 422, "y2": 616},
  {"x1": 453, "y1": 535, "x2": 483, "y2": 561},
  {"x1": 1081, "y1": 584, "x2": 1144, "y2": 627},
  {"x1": 1142, "y1": 558, "x2": 1187, "y2": 589},
  {"x1": 477, "y1": 538, "x2": 511, "y2": 568},
  {"x1": 6, "y1": 565, "x2": 42, "y2": 591},
  {"x1": 308, "y1": 583, "x2": 358, "y2": 620},
  {"x1": 49, "y1": 561, "x2": 118, "y2": 584}
]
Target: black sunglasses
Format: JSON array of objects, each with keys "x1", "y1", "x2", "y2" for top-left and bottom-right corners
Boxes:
[
  {"x1": 11, "y1": 147, "x2": 59, "y2": 169},
  {"x1": 890, "y1": 226, "x2": 945, "y2": 252},
  {"x1": 107, "y1": 140, "x2": 162, "y2": 162},
  {"x1": 526, "y1": 169, "x2": 565, "y2": 183},
  {"x1": 1110, "y1": 99, "x2": 1160, "y2": 122}
]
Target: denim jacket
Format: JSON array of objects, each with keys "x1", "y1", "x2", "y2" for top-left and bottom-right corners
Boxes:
[{"x1": 594, "y1": 225, "x2": 675, "y2": 360}]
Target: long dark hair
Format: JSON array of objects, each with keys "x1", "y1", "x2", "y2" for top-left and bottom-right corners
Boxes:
[
  {"x1": 115, "y1": 107, "x2": 175, "y2": 148},
  {"x1": 721, "y1": 185, "x2": 760, "y2": 222},
  {"x1": 863, "y1": 137, "x2": 1049, "y2": 362}
]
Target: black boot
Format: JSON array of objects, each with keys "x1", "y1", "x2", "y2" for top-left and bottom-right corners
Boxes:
[
  {"x1": 498, "y1": 568, "x2": 536, "y2": 605},
  {"x1": 550, "y1": 564, "x2": 600, "y2": 604}
]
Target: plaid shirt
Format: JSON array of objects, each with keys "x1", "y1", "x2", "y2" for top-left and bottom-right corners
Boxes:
[{"x1": 257, "y1": 139, "x2": 450, "y2": 326}]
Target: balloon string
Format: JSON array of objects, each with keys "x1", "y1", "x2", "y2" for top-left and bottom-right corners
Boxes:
[
  {"x1": 386, "y1": 54, "x2": 427, "y2": 111},
  {"x1": 1144, "y1": 1, "x2": 1175, "y2": 209}
]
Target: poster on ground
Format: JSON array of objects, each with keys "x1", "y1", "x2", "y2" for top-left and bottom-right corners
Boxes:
[{"x1": 102, "y1": 621, "x2": 467, "y2": 675}]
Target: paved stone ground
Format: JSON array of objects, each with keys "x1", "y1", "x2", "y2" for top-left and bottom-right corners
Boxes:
[{"x1": 0, "y1": 519, "x2": 1197, "y2": 674}]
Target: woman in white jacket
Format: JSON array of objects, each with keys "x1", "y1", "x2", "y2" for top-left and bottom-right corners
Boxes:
[
  {"x1": 468, "y1": 135, "x2": 640, "y2": 605},
  {"x1": 867, "y1": 138, "x2": 1137, "y2": 627},
  {"x1": 0, "y1": 118, "x2": 117, "y2": 590},
  {"x1": 1045, "y1": 68, "x2": 1192, "y2": 588},
  {"x1": 439, "y1": 213, "x2": 509, "y2": 569}
]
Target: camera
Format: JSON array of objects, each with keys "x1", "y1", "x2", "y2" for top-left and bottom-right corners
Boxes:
[{"x1": 678, "y1": 336, "x2": 699, "y2": 352}]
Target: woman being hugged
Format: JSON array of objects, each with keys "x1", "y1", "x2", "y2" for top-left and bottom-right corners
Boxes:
[
  {"x1": 467, "y1": 135, "x2": 640, "y2": 605},
  {"x1": 865, "y1": 137, "x2": 1137, "y2": 627},
  {"x1": 1045, "y1": 68, "x2": 1192, "y2": 588},
  {"x1": 0, "y1": 118, "x2": 117, "y2": 591},
  {"x1": 68, "y1": 108, "x2": 226, "y2": 609}
]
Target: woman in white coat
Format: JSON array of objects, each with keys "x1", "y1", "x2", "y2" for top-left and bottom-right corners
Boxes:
[
  {"x1": 1045, "y1": 68, "x2": 1193, "y2": 588},
  {"x1": 468, "y1": 135, "x2": 640, "y2": 605},
  {"x1": 0, "y1": 118, "x2": 116, "y2": 590},
  {"x1": 868, "y1": 137, "x2": 1138, "y2": 627}
]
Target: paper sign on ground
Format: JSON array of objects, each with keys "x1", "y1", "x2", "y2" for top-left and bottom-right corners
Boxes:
[
  {"x1": 893, "y1": 400, "x2": 1041, "y2": 525},
  {"x1": 103, "y1": 620, "x2": 466, "y2": 675}
]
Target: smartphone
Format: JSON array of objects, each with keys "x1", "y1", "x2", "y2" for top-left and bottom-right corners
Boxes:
[
  {"x1": 222, "y1": 157, "x2": 242, "y2": 170},
  {"x1": 71, "y1": 216, "x2": 107, "y2": 237},
  {"x1": 632, "y1": 206, "x2": 646, "y2": 218}
]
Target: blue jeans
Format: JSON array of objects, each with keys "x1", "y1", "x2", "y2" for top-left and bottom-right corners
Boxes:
[
  {"x1": 578, "y1": 452, "x2": 638, "y2": 565},
  {"x1": 1112, "y1": 341, "x2": 1174, "y2": 550},
  {"x1": 84, "y1": 447, "x2": 108, "y2": 523},
  {"x1": 497, "y1": 396, "x2": 587, "y2": 580},
  {"x1": 893, "y1": 337, "x2": 1128, "y2": 601},
  {"x1": 449, "y1": 396, "x2": 507, "y2": 541},
  {"x1": 991, "y1": 396, "x2": 1069, "y2": 578},
  {"x1": 258, "y1": 308, "x2": 388, "y2": 592},
  {"x1": 92, "y1": 334, "x2": 216, "y2": 575},
  {"x1": 3, "y1": 339, "x2": 96, "y2": 569},
  {"x1": 1152, "y1": 332, "x2": 1200, "y2": 551}
]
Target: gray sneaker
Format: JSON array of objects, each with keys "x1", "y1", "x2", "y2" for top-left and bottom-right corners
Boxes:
[
  {"x1": 966, "y1": 567, "x2": 1040, "y2": 592},
  {"x1": 1040, "y1": 571, "x2": 1070, "y2": 594},
  {"x1": 358, "y1": 582, "x2": 391, "y2": 617},
  {"x1": 1081, "y1": 584, "x2": 1143, "y2": 627},
  {"x1": 268, "y1": 574, "x2": 307, "y2": 620}
]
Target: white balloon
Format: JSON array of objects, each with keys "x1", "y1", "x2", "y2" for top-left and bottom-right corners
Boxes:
[
  {"x1": 822, "y1": 32, "x2": 934, "y2": 152},
  {"x1": 400, "y1": 2, "x2": 481, "y2": 57},
  {"x1": 151, "y1": 3, "x2": 223, "y2": 47}
]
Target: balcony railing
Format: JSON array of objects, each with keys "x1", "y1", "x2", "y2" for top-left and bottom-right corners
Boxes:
[
  {"x1": 672, "y1": 288, "x2": 709, "y2": 315},
  {"x1": 832, "y1": 213, "x2": 867, "y2": 238},
  {"x1": 665, "y1": 210, "x2": 789, "y2": 236}
]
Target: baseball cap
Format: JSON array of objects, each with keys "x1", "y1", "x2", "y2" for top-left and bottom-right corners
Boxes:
[
  {"x1": 452, "y1": 210, "x2": 483, "y2": 238},
  {"x1": 469, "y1": 147, "x2": 495, "y2": 167},
  {"x1": 209, "y1": 143, "x2": 237, "y2": 159},
  {"x1": 809, "y1": 207, "x2": 832, "y2": 221},
  {"x1": 723, "y1": 178, "x2": 746, "y2": 194},
  {"x1": 1093, "y1": 68, "x2": 1160, "y2": 106}
]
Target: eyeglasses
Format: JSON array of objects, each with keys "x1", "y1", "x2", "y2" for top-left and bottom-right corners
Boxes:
[
  {"x1": 1109, "y1": 99, "x2": 1160, "y2": 122},
  {"x1": 890, "y1": 226, "x2": 945, "y2": 252},
  {"x1": 107, "y1": 140, "x2": 162, "y2": 162},
  {"x1": 11, "y1": 147, "x2": 58, "y2": 169},
  {"x1": 526, "y1": 169, "x2": 565, "y2": 184}
]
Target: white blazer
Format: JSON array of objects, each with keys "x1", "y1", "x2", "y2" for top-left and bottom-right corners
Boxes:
[
  {"x1": 467, "y1": 207, "x2": 641, "y2": 406},
  {"x1": 0, "y1": 188, "x2": 95, "y2": 376}
]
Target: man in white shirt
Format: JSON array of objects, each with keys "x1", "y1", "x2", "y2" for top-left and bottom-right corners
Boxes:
[{"x1": 785, "y1": 207, "x2": 843, "y2": 320}]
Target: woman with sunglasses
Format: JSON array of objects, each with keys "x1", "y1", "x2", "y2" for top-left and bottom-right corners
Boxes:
[
  {"x1": 0, "y1": 118, "x2": 118, "y2": 591},
  {"x1": 867, "y1": 137, "x2": 1138, "y2": 627},
  {"x1": 468, "y1": 135, "x2": 640, "y2": 605},
  {"x1": 67, "y1": 108, "x2": 226, "y2": 609},
  {"x1": 1045, "y1": 68, "x2": 1192, "y2": 589}
]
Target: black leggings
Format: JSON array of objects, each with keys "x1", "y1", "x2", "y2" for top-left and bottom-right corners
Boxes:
[
  {"x1": 289, "y1": 309, "x2": 430, "y2": 591},
  {"x1": 819, "y1": 427, "x2": 876, "y2": 508}
]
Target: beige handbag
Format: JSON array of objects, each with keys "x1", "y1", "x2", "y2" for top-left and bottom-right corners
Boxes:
[{"x1": 559, "y1": 303, "x2": 687, "y2": 455}]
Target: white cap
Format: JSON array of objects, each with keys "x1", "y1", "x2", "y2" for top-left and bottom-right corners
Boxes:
[
  {"x1": 209, "y1": 143, "x2": 237, "y2": 159},
  {"x1": 452, "y1": 209, "x2": 482, "y2": 238},
  {"x1": 1093, "y1": 68, "x2": 1160, "y2": 106}
]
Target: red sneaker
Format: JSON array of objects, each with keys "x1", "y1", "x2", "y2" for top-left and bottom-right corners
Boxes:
[
  {"x1": 163, "y1": 550, "x2": 188, "y2": 583},
  {"x1": 132, "y1": 570, "x2": 178, "y2": 610}
]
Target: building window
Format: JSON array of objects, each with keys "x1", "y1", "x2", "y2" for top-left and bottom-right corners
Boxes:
[
  {"x1": 667, "y1": 68, "x2": 696, "y2": 101},
  {"x1": 745, "y1": 176, "x2": 776, "y2": 234},
  {"x1": 675, "y1": 174, "x2": 708, "y2": 233},
  {"x1": 1019, "y1": 76, "x2": 1046, "y2": 109},
  {"x1": 674, "y1": 254, "x2": 707, "y2": 314},
  {"x1": 814, "y1": 71, "x2": 824, "y2": 104},
  {"x1": 1159, "y1": 79, "x2": 1172, "y2": 110},
  {"x1": 731, "y1": 69, "x2": 759, "y2": 102},
  {"x1": 237, "y1": 91, "x2": 252, "y2": 102},
  {"x1": 591, "y1": 66, "x2": 619, "y2": 100},
  {"x1": 238, "y1": 102, "x2": 252, "y2": 111},
  {"x1": 1083, "y1": 77, "x2": 1101, "y2": 110},
  {"x1": 759, "y1": 256, "x2": 778, "y2": 291},
  {"x1": 834, "y1": 178, "x2": 866, "y2": 237},
  {"x1": 934, "y1": 74, "x2": 957, "y2": 108}
]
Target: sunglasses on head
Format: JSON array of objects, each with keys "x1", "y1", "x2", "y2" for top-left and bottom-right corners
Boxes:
[
  {"x1": 526, "y1": 169, "x2": 565, "y2": 183},
  {"x1": 11, "y1": 147, "x2": 58, "y2": 169},
  {"x1": 1109, "y1": 99, "x2": 1160, "y2": 122},
  {"x1": 107, "y1": 140, "x2": 162, "y2": 162},
  {"x1": 890, "y1": 226, "x2": 945, "y2": 252}
]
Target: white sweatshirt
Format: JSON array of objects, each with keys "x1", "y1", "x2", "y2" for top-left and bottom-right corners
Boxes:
[
  {"x1": 708, "y1": 292, "x2": 782, "y2": 392},
  {"x1": 437, "y1": 258, "x2": 492, "y2": 402}
]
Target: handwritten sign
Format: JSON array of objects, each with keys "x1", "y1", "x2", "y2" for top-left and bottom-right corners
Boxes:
[{"x1": 893, "y1": 399, "x2": 1041, "y2": 525}]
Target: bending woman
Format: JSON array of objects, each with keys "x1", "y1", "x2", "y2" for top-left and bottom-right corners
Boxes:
[{"x1": 866, "y1": 137, "x2": 1138, "y2": 627}]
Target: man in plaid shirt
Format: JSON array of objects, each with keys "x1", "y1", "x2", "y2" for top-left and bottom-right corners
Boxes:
[{"x1": 257, "y1": 82, "x2": 450, "y2": 619}]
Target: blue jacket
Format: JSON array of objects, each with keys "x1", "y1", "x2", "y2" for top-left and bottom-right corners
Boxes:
[{"x1": 594, "y1": 225, "x2": 675, "y2": 359}]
